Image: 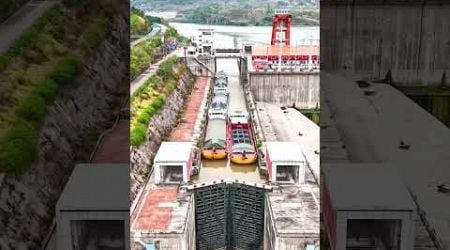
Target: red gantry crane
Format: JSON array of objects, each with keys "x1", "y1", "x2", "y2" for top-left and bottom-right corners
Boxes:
[{"x1": 271, "y1": 8, "x2": 292, "y2": 46}]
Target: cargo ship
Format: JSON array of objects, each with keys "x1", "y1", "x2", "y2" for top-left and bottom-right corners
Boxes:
[
  {"x1": 201, "y1": 118, "x2": 227, "y2": 160},
  {"x1": 227, "y1": 111, "x2": 257, "y2": 164},
  {"x1": 208, "y1": 93, "x2": 228, "y2": 120},
  {"x1": 213, "y1": 70, "x2": 229, "y2": 95}
]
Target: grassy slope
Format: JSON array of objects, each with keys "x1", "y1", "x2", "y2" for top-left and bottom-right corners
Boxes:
[
  {"x1": 130, "y1": 56, "x2": 188, "y2": 147},
  {"x1": 0, "y1": 0, "x2": 121, "y2": 173}
]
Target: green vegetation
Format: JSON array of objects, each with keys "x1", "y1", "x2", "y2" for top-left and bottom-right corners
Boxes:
[
  {"x1": 165, "y1": 26, "x2": 179, "y2": 39},
  {"x1": 179, "y1": 3, "x2": 319, "y2": 26},
  {"x1": 131, "y1": 6, "x2": 163, "y2": 27},
  {"x1": 0, "y1": 119, "x2": 38, "y2": 173},
  {"x1": 1, "y1": 54, "x2": 81, "y2": 173},
  {"x1": 132, "y1": 0, "x2": 319, "y2": 26},
  {"x1": 131, "y1": 56, "x2": 184, "y2": 147},
  {"x1": 81, "y1": 18, "x2": 108, "y2": 53},
  {"x1": 131, "y1": 6, "x2": 151, "y2": 36},
  {"x1": 131, "y1": 13, "x2": 151, "y2": 35},
  {"x1": 48, "y1": 56, "x2": 81, "y2": 85},
  {"x1": 298, "y1": 109, "x2": 320, "y2": 125},
  {"x1": 256, "y1": 139, "x2": 263, "y2": 149},
  {"x1": 130, "y1": 36, "x2": 163, "y2": 79},
  {"x1": 0, "y1": 1, "x2": 117, "y2": 173}
]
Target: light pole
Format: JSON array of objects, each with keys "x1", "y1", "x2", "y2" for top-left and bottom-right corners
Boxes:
[{"x1": 183, "y1": 46, "x2": 187, "y2": 65}]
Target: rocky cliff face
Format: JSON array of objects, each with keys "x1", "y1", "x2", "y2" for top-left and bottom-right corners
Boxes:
[
  {"x1": 130, "y1": 67, "x2": 195, "y2": 202},
  {"x1": 0, "y1": 12, "x2": 129, "y2": 249}
]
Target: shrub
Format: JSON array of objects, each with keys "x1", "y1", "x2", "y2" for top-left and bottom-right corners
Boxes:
[
  {"x1": 16, "y1": 93, "x2": 46, "y2": 124},
  {"x1": 132, "y1": 75, "x2": 158, "y2": 100},
  {"x1": 23, "y1": 48, "x2": 46, "y2": 64},
  {"x1": 130, "y1": 123, "x2": 147, "y2": 147},
  {"x1": 165, "y1": 79, "x2": 177, "y2": 93},
  {"x1": 143, "y1": 105, "x2": 155, "y2": 117},
  {"x1": 151, "y1": 95, "x2": 166, "y2": 110},
  {"x1": 32, "y1": 79, "x2": 58, "y2": 100},
  {"x1": 131, "y1": 13, "x2": 150, "y2": 35},
  {"x1": 137, "y1": 112, "x2": 150, "y2": 124},
  {"x1": 256, "y1": 139, "x2": 263, "y2": 149},
  {"x1": 149, "y1": 36, "x2": 162, "y2": 48},
  {"x1": 81, "y1": 18, "x2": 107, "y2": 52},
  {"x1": 0, "y1": 55, "x2": 10, "y2": 70},
  {"x1": 165, "y1": 26, "x2": 179, "y2": 39},
  {"x1": 49, "y1": 55, "x2": 81, "y2": 85},
  {"x1": 0, "y1": 119, "x2": 38, "y2": 173},
  {"x1": 158, "y1": 57, "x2": 176, "y2": 80}
]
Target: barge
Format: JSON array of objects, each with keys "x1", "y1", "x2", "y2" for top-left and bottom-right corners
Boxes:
[
  {"x1": 227, "y1": 111, "x2": 257, "y2": 164},
  {"x1": 208, "y1": 93, "x2": 228, "y2": 120},
  {"x1": 201, "y1": 118, "x2": 227, "y2": 160},
  {"x1": 213, "y1": 70, "x2": 229, "y2": 96}
]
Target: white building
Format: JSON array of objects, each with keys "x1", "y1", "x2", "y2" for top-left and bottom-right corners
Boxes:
[
  {"x1": 196, "y1": 28, "x2": 214, "y2": 55},
  {"x1": 154, "y1": 142, "x2": 193, "y2": 184},
  {"x1": 265, "y1": 142, "x2": 306, "y2": 184},
  {"x1": 322, "y1": 164, "x2": 416, "y2": 250},
  {"x1": 56, "y1": 164, "x2": 129, "y2": 250}
]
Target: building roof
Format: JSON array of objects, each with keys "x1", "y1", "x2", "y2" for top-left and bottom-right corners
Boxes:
[
  {"x1": 132, "y1": 186, "x2": 192, "y2": 233},
  {"x1": 56, "y1": 164, "x2": 129, "y2": 211},
  {"x1": 154, "y1": 142, "x2": 192, "y2": 163},
  {"x1": 322, "y1": 163, "x2": 416, "y2": 211},
  {"x1": 252, "y1": 45, "x2": 320, "y2": 56},
  {"x1": 265, "y1": 141, "x2": 306, "y2": 163},
  {"x1": 267, "y1": 185, "x2": 320, "y2": 236}
]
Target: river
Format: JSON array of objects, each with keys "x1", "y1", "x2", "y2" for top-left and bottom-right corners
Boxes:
[{"x1": 170, "y1": 22, "x2": 319, "y2": 48}]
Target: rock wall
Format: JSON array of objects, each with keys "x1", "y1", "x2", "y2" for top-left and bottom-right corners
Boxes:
[
  {"x1": 130, "y1": 66, "x2": 195, "y2": 202},
  {"x1": 0, "y1": 11, "x2": 129, "y2": 249},
  {"x1": 249, "y1": 72, "x2": 320, "y2": 109},
  {"x1": 321, "y1": 0, "x2": 450, "y2": 86}
]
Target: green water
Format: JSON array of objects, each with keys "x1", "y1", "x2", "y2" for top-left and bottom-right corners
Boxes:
[{"x1": 297, "y1": 109, "x2": 320, "y2": 125}]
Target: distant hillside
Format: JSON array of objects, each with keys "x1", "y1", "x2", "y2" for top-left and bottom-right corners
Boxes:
[
  {"x1": 131, "y1": 0, "x2": 319, "y2": 26},
  {"x1": 131, "y1": 7, "x2": 151, "y2": 35}
]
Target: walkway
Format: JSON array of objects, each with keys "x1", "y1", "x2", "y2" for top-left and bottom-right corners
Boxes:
[
  {"x1": 256, "y1": 102, "x2": 320, "y2": 183},
  {"x1": 130, "y1": 23, "x2": 166, "y2": 47},
  {"x1": 170, "y1": 77, "x2": 209, "y2": 141},
  {"x1": 0, "y1": 0, "x2": 58, "y2": 54},
  {"x1": 130, "y1": 48, "x2": 181, "y2": 95},
  {"x1": 91, "y1": 120, "x2": 130, "y2": 163}
]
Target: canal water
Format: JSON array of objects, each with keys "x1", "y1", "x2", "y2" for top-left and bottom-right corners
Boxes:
[
  {"x1": 195, "y1": 58, "x2": 263, "y2": 184},
  {"x1": 176, "y1": 23, "x2": 319, "y2": 183},
  {"x1": 170, "y1": 22, "x2": 319, "y2": 48}
]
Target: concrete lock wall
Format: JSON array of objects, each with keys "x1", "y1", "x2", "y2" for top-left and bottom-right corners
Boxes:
[
  {"x1": 249, "y1": 72, "x2": 320, "y2": 109},
  {"x1": 321, "y1": 0, "x2": 450, "y2": 86}
]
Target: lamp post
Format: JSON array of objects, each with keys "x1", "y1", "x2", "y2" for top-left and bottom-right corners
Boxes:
[{"x1": 183, "y1": 46, "x2": 187, "y2": 65}]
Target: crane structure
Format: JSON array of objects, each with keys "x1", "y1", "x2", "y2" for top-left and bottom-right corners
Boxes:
[{"x1": 271, "y1": 8, "x2": 292, "y2": 46}]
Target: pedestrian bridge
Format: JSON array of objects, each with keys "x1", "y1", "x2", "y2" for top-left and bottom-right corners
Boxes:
[{"x1": 214, "y1": 48, "x2": 244, "y2": 58}]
